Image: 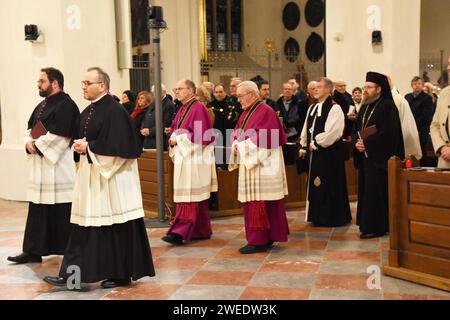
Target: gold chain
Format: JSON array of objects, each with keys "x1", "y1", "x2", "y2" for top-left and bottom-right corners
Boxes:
[{"x1": 362, "y1": 99, "x2": 382, "y2": 129}]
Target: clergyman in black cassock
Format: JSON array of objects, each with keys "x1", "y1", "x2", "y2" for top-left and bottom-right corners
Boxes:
[
  {"x1": 300, "y1": 78, "x2": 352, "y2": 227},
  {"x1": 8, "y1": 68, "x2": 80, "y2": 264},
  {"x1": 352, "y1": 72, "x2": 404, "y2": 239},
  {"x1": 44, "y1": 67, "x2": 155, "y2": 289}
]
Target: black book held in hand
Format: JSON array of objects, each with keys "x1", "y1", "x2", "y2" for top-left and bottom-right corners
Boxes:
[{"x1": 31, "y1": 120, "x2": 48, "y2": 139}]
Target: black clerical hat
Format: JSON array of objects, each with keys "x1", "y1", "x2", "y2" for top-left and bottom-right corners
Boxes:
[{"x1": 365, "y1": 71, "x2": 393, "y2": 100}]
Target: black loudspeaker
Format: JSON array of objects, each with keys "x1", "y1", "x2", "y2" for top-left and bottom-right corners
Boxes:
[
  {"x1": 24, "y1": 24, "x2": 39, "y2": 41},
  {"x1": 372, "y1": 30, "x2": 382, "y2": 44},
  {"x1": 148, "y1": 5, "x2": 166, "y2": 29}
]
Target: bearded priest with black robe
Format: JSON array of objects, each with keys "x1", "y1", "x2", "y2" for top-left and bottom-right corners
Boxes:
[
  {"x1": 8, "y1": 68, "x2": 79, "y2": 264},
  {"x1": 352, "y1": 72, "x2": 404, "y2": 239},
  {"x1": 299, "y1": 78, "x2": 352, "y2": 227},
  {"x1": 44, "y1": 67, "x2": 155, "y2": 289}
]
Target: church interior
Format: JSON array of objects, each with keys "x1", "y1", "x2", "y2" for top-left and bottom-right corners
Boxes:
[{"x1": 0, "y1": 0, "x2": 449, "y2": 302}]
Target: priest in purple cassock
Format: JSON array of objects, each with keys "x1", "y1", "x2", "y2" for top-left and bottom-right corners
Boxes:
[
  {"x1": 229, "y1": 81, "x2": 289, "y2": 254},
  {"x1": 162, "y1": 79, "x2": 218, "y2": 245}
]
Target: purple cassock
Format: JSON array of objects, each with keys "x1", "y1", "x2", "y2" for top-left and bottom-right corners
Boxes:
[
  {"x1": 167, "y1": 97, "x2": 214, "y2": 241},
  {"x1": 232, "y1": 101, "x2": 290, "y2": 246}
]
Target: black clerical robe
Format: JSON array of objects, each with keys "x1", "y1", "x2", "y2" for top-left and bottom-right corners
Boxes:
[
  {"x1": 333, "y1": 91, "x2": 354, "y2": 139},
  {"x1": 405, "y1": 91, "x2": 435, "y2": 165},
  {"x1": 23, "y1": 91, "x2": 80, "y2": 256},
  {"x1": 301, "y1": 97, "x2": 352, "y2": 227},
  {"x1": 352, "y1": 96, "x2": 404, "y2": 235},
  {"x1": 59, "y1": 94, "x2": 155, "y2": 283}
]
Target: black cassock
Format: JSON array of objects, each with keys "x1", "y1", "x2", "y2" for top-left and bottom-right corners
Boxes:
[
  {"x1": 405, "y1": 91, "x2": 435, "y2": 166},
  {"x1": 352, "y1": 96, "x2": 404, "y2": 235},
  {"x1": 332, "y1": 91, "x2": 354, "y2": 139},
  {"x1": 59, "y1": 94, "x2": 155, "y2": 283},
  {"x1": 23, "y1": 92, "x2": 79, "y2": 256},
  {"x1": 305, "y1": 97, "x2": 352, "y2": 227}
]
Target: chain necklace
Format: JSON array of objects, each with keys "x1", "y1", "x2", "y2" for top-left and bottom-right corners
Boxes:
[{"x1": 362, "y1": 99, "x2": 382, "y2": 129}]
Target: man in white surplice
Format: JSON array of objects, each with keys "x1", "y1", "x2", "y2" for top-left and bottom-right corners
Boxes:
[
  {"x1": 44, "y1": 67, "x2": 154, "y2": 289},
  {"x1": 8, "y1": 68, "x2": 79, "y2": 264},
  {"x1": 162, "y1": 79, "x2": 218, "y2": 245}
]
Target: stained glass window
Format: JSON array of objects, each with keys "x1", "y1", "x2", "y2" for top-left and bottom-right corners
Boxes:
[{"x1": 206, "y1": 0, "x2": 242, "y2": 52}]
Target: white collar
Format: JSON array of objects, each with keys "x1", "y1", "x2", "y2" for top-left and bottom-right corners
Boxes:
[
  {"x1": 310, "y1": 101, "x2": 324, "y2": 117},
  {"x1": 91, "y1": 93, "x2": 107, "y2": 104}
]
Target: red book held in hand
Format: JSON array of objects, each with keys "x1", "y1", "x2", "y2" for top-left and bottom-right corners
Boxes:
[
  {"x1": 30, "y1": 120, "x2": 48, "y2": 139},
  {"x1": 358, "y1": 125, "x2": 378, "y2": 140}
]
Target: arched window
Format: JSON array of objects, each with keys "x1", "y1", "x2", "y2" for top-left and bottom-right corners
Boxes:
[{"x1": 206, "y1": 0, "x2": 242, "y2": 52}]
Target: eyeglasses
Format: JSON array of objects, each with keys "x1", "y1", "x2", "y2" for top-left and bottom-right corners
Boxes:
[
  {"x1": 81, "y1": 81, "x2": 103, "y2": 87},
  {"x1": 236, "y1": 92, "x2": 251, "y2": 99},
  {"x1": 173, "y1": 87, "x2": 189, "y2": 92}
]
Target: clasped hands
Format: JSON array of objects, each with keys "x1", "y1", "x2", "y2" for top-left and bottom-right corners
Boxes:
[
  {"x1": 169, "y1": 137, "x2": 177, "y2": 147},
  {"x1": 72, "y1": 138, "x2": 88, "y2": 154}
]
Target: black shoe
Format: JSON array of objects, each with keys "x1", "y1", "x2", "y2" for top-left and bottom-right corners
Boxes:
[
  {"x1": 239, "y1": 245, "x2": 268, "y2": 254},
  {"x1": 360, "y1": 233, "x2": 379, "y2": 239},
  {"x1": 7, "y1": 252, "x2": 42, "y2": 264},
  {"x1": 101, "y1": 278, "x2": 131, "y2": 289},
  {"x1": 161, "y1": 233, "x2": 183, "y2": 245},
  {"x1": 266, "y1": 240, "x2": 275, "y2": 248},
  {"x1": 191, "y1": 236, "x2": 211, "y2": 241},
  {"x1": 43, "y1": 276, "x2": 67, "y2": 287}
]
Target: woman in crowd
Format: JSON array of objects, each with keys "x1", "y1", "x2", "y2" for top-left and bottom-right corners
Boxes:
[
  {"x1": 131, "y1": 91, "x2": 153, "y2": 149},
  {"x1": 196, "y1": 85, "x2": 215, "y2": 125},
  {"x1": 121, "y1": 90, "x2": 136, "y2": 114}
]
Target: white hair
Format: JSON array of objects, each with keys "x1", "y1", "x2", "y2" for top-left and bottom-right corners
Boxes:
[
  {"x1": 151, "y1": 84, "x2": 167, "y2": 93},
  {"x1": 202, "y1": 81, "x2": 215, "y2": 88},
  {"x1": 237, "y1": 81, "x2": 259, "y2": 94}
]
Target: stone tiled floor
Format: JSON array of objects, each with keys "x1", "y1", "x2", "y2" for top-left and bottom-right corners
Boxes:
[{"x1": 0, "y1": 199, "x2": 449, "y2": 300}]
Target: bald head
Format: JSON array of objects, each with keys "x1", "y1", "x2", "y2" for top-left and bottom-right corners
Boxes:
[
  {"x1": 334, "y1": 80, "x2": 347, "y2": 94},
  {"x1": 202, "y1": 81, "x2": 215, "y2": 95}
]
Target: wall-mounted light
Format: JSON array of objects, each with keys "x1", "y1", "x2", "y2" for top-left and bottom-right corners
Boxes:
[
  {"x1": 24, "y1": 24, "x2": 44, "y2": 43},
  {"x1": 372, "y1": 30, "x2": 382, "y2": 45}
]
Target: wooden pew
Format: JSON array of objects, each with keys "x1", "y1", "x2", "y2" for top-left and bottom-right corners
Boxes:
[
  {"x1": 383, "y1": 157, "x2": 450, "y2": 291},
  {"x1": 138, "y1": 149, "x2": 358, "y2": 219},
  {"x1": 137, "y1": 151, "x2": 175, "y2": 220}
]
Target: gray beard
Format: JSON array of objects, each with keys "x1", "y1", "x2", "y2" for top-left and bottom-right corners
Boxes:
[{"x1": 362, "y1": 94, "x2": 381, "y2": 105}]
